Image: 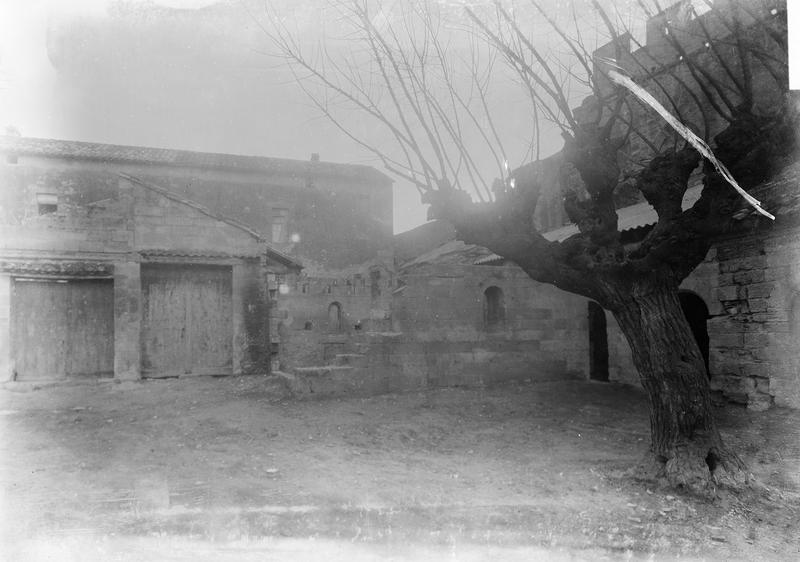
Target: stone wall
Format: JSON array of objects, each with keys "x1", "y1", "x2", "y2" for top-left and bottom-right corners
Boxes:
[
  {"x1": 0, "y1": 152, "x2": 393, "y2": 270},
  {"x1": 708, "y1": 222, "x2": 800, "y2": 410},
  {"x1": 283, "y1": 262, "x2": 591, "y2": 398},
  {"x1": 273, "y1": 261, "x2": 395, "y2": 370},
  {"x1": 390, "y1": 263, "x2": 589, "y2": 384},
  {"x1": 0, "y1": 139, "x2": 398, "y2": 381},
  {"x1": 0, "y1": 175, "x2": 277, "y2": 380}
]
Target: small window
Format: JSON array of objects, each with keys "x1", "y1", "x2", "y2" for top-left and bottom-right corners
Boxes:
[
  {"x1": 328, "y1": 302, "x2": 342, "y2": 332},
  {"x1": 36, "y1": 193, "x2": 58, "y2": 215},
  {"x1": 484, "y1": 286, "x2": 505, "y2": 329},
  {"x1": 272, "y1": 207, "x2": 289, "y2": 243}
]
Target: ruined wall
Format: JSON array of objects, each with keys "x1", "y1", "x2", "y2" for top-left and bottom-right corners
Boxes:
[
  {"x1": 547, "y1": 3, "x2": 788, "y2": 227},
  {"x1": 587, "y1": 2, "x2": 786, "y2": 157},
  {"x1": 273, "y1": 261, "x2": 394, "y2": 370}
]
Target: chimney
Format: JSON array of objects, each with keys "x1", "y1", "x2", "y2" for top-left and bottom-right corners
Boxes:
[{"x1": 310, "y1": 153, "x2": 320, "y2": 162}]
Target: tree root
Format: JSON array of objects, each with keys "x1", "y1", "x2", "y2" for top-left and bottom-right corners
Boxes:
[{"x1": 631, "y1": 442, "x2": 754, "y2": 497}]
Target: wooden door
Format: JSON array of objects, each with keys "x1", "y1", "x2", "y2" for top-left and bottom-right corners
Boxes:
[
  {"x1": 11, "y1": 278, "x2": 114, "y2": 380},
  {"x1": 141, "y1": 264, "x2": 232, "y2": 377}
]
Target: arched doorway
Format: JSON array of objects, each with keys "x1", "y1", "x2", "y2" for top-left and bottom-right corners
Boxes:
[
  {"x1": 588, "y1": 302, "x2": 608, "y2": 381},
  {"x1": 679, "y1": 291, "x2": 710, "y2": 379},
  {"x1": 328, "y1": 302, "x2": 342, "y2": 332},
  {"x1": 483, "y1": 286, "x2": 505, "y2": 329}
]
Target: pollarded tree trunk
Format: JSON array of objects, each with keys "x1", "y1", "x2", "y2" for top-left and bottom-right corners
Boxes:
[{"x1": 606, "y1": 278, "x2": 748, "y2": 491}]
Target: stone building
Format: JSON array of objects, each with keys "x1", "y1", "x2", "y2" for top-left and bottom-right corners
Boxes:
[
  {"x1": 0, "y1": 173, "x2": 300, "y2": 380},
  {"x1": 0, "y1": 136, "x2": 392, "y2": 380},
  {"x1": 567, "y1": 1, "x2": 799, "y2": 410},
  {"x1": 385, "y1": 2, "x2": 800, "y2": 410}
]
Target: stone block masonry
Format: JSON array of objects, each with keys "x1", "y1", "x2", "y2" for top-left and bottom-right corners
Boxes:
[
  {"x1": 709, "y1": 222, "x2": 800, "y2": 410},
  {"x1": 390, "y1": 263, "x2": 589, "y2": 385},
  {"x1": 0, "y1": 172, "x2": 294, "y2": 381}
]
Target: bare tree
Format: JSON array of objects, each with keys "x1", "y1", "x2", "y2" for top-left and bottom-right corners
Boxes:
[{"x1": 265, "y1": 0, "x2": 797, "y2": 491}]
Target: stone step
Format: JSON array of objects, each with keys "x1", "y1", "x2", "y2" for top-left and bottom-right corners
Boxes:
[
  {"x1": 332, "y1": 353, "x2": 368, "y2": 367},
  {"x1": 285, "y1": 365, "x2": 381, "y2": 399}
]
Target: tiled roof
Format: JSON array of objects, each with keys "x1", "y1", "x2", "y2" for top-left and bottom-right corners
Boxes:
[
  {"x1": 139, "y1": 250, "x2": 259, "y2": 259},
  {"x1": 0, "y1": 136, "x2": 393, "y2": 185},
  {"x1": 542, "y1": 185, "x2": 704, "y2": 243},
  {"x1": 474, "y1": 185, "x2": 704, "y2": 265}
]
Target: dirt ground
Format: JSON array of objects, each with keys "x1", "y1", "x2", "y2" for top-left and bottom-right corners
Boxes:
[{"x1": 0, "y1": 376, "x2": 798, "y2": 561}]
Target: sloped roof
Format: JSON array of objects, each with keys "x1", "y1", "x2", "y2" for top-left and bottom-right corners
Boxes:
[
  {"x1": 0, "y1": 136, "x2": 392, "y2": 185},
  {"x1": 394, "y1": 220, "x2": 457, "y2": 263},
  {"x1": 400, "y1": 239, "x2": 497, "y2": 270}
]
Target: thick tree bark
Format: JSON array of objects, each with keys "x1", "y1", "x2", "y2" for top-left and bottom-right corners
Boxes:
[{"x1": 606, "y1": 279, "x2": 748, "y2": 491}]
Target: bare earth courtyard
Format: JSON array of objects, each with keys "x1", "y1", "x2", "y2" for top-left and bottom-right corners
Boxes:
[{"x1": 1, "y1": 376, "x2": 798, "y2": 561}]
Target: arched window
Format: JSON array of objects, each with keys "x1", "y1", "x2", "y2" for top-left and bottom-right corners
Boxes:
[
  {"x1": 328, "y1": 302, "x2": 342, "y2": 332},
  {"x1": 483, "y1": 286, "x2": 505, "y2": 328},
  {"x1": 679, "y1": 291, "x2": 710, "y2": 379}
]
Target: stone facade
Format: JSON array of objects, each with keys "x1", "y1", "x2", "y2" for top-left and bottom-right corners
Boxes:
[
  {"x1": 0, "y1": 137, "x2": 393, "y2": 271},
  {"x1": 391, "y1": 260, "x2": 588, "y2": 386},
  {"x1": 706, "y1": 218, "x2": 800, "y2": 410},
  {"x1": 282, "y1": 239, "x2": 590, "y2": 399},
  {"x1": 0, "y1": 159, "x2": 299, "y2": 380},
  {"x1": 0, "y1": 135, "x2": 394, "y2": 378},
  {"x1": 387, "y1": 172, "x2": 800, "y2": 410}
]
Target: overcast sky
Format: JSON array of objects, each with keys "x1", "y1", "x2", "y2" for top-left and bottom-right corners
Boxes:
[{"x1": 0, "y1": 0, "x2": 647, "y2": 233}]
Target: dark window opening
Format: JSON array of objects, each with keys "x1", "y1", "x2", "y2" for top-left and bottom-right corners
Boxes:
[
  {"x1": 370, "y1": 270, "x2": 381, "y2": 298},
  {"x1": 328, "y1": 302, "x2": 342, "y2": 332},
  {"x1": 588, "y1": 301, "x2": 609, "y2": 381},
  {"x1": 679, "y1": 291, "x2": 710, "y2": 379},
  {"x1": 271, "y1": 208, "x2": 289, "y2": 243},
  {"x1": 483, "y1": 286, "x2": 505, "y2": 329}
]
